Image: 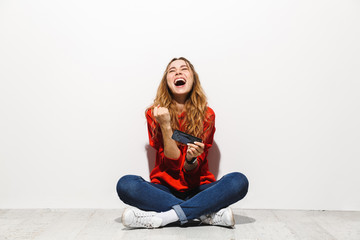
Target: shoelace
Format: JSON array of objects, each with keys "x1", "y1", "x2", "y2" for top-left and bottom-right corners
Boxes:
[
  {"x1": 204, "y1": 211, "x2": 223, "y2": 225},
  {"x1": 211, "y1": 212, "x2": 224, "y2": 225},
  {"x1": 134, "y1": 211, "x2": 156, "y2": 228},
  {"x1": 202, "y1": 213, "x2": 214, "y2": 224}
]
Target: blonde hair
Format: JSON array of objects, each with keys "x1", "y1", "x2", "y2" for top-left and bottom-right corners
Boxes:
[{"x1": 146, "y1": 57, "x2": 213, "y2": 142}]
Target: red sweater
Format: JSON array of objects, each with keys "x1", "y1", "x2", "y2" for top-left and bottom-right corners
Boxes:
[{"x1": 146, "y1": 107, "x2": 216, "y2": 192}]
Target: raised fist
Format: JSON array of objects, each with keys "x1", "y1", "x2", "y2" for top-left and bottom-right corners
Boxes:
[{"x1": 153, "y1": 105, "x2": 171, "y2": 127}]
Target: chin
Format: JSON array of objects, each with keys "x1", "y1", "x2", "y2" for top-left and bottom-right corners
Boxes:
[{"x1": 175, "y1": 90, "x2": 191, "y2": 95}]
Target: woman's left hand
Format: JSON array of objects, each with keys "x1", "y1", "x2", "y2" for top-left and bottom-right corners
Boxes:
[{"x1": 186, "y1": 141, "x2": 205, "y2": 161}]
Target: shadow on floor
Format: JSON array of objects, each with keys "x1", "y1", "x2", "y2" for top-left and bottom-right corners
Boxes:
[
  {"x1": 115, "y1": 213, "x2": 256, "y2": 227},
  {"x1": 234, "y1": 214, "x2": 256, "y2": 225}
]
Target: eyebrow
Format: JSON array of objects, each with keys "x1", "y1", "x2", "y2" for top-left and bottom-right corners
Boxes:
[{"x1": 168, "y1": 65, "x2": 188, "y2": 70}]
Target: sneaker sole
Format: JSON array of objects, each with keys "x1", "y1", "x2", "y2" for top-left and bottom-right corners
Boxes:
[{"x1": 228, "y1": 208, "x2": 235, "y2": 227}]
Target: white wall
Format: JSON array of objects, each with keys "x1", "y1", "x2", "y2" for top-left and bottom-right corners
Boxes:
[{"x1": 1, "y1": 0, "x2": 359, "y2": 210}]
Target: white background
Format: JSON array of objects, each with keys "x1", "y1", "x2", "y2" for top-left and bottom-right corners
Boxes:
[{"x1": 0, "y1": 0, "x2": 359, "y2": 210}]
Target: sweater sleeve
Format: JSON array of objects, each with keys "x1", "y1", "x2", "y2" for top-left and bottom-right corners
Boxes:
[{"x1": 146, "y1": 108, "x2": 183, "y2": 170}]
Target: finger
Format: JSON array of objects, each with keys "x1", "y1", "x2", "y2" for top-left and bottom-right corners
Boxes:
[
  {"x1": 186, "y1": 150, "x2": 194, "y2": 158},
  {"x1": 189, "y1": 143, "x2": 201, "y2": 152},
  {"x1": 160, "y1": 108, "x2": 166, "y2": 115},
  {"x1": 159, "y1": 107, "x2": 169, "y2": 115},
  {"x1": 195, "y1": 144, "x2": 204, "y2": 154},
  {"x1": 194, "y1": 142, "x2": 204, "y2": 148},
  {"x1": 187, "y1": 149, "x2": 192, "y2": 155},
  {"x1": 193, "y1": 147, "x2": 202, "y2": 155},
  {"x1": 192, "y1": 143, "x2": 204, "y2": 152},
  {"x1": 157, "y1": 107, "x2": 164, "y2": 115},
  {"x1": 199, "y1": 143, "x2": 205, "y2": 151},
  {"x1": 187, "y1": 143, "x2": 196, "y2": 148},
  {"x1": 188, "y1": 147, "x2": 196, "y2": 154},
  {"x1": 188, "y1": 146, "x2": 200, "y2": 155}
]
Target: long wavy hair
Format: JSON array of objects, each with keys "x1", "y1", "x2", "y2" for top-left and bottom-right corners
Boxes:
[{"x1": 146, "y1": 57, "x2": 212, "y2": 142}]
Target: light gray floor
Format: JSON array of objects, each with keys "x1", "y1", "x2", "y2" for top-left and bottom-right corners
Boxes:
[{"x1": 0, "y1": 209, "x2": 359, "y2": 240}]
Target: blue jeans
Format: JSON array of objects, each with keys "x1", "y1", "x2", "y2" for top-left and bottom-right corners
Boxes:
[{"x1": 116, "y1": 172, "x2": 249, "y2": 224}]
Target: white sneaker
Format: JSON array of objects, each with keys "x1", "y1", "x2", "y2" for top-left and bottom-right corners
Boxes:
[
  {"x1": 200, "y1": 207, "x2": 235, "y2": 227},
  {"x1": 121, "y1": 208, "x2": 162, "y2": 229}
]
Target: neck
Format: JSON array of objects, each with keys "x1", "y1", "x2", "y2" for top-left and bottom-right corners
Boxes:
[
  {"x1": 173, "y1": 94, "x2": 187, "y2": 104},
  {"x1": 176, "y1": 103, "x2": 185, "y2": 114},
  {"x1": 173, "y1": 97, "x2": 186, "y2": 114}
]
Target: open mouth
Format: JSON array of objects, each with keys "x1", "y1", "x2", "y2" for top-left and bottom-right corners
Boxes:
[{"x1": 174, "y1": 78, "x2": 186, "y2": 86}]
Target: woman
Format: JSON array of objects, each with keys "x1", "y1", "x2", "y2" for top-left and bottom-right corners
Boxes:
[{"x1": 116, "y1": 57, "x2": 249, "y2": 228}]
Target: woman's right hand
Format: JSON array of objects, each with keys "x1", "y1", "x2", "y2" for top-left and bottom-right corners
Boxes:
[{"x1": 153, "y1": 105, "x2": 171, "y2": 127}]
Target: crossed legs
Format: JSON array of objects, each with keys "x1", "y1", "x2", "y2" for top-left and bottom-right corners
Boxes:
[{"x1": 116, "y1": 172, "x2": 249, "y2": 225}]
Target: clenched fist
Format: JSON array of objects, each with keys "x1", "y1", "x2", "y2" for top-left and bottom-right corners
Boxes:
[{"x1": 153, "y1": 105, "x2": 171, "y2": 127}]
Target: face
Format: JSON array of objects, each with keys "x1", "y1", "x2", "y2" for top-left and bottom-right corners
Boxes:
[{"x1": 166, "y1": 60, "x2": 194, "y2": 99}]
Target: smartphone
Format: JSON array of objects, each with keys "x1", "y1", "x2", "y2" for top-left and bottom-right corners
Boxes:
[{"x1": 172, "y1": 130, "x2": 202, "y2": 144}]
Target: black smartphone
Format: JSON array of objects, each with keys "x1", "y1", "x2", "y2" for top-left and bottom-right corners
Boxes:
[{"x1": 172, "y1": 130, "x2": 202, "y2": 145}]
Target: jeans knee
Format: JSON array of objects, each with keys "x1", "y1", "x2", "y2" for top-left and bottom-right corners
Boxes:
[
  {"x1": 227, "y1": 172, "x2": 249, "y2": 199},
  {"x1": 116, "y1": 175, "x2": 142, "y2": 198}
]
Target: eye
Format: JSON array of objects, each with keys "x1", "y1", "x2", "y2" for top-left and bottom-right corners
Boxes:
[
  {"x1": 181, "y1": 68, "x2": 188, "y2": 71},
  {"x1": 168, "y1": 69, "x2": 175, "y2": 73}
]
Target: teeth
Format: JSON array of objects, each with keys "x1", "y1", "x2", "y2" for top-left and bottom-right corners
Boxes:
[
  {"x1": 175, "y1": 78, "x2": 185, "y2": 83},
  {"x1": 174, "y1": 78, "x2": 186, "y2": 86}
]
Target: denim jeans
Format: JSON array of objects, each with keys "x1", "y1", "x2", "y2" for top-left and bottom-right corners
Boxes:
[{"x1": 116, "y1": 172, "x2": 249, "y2": 224}]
